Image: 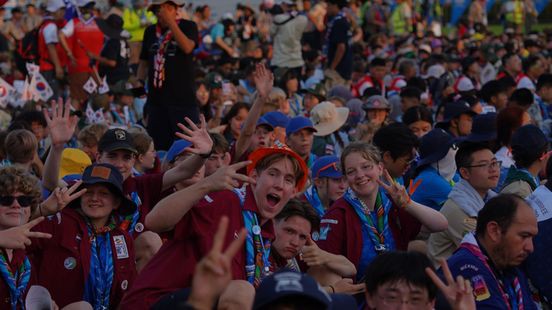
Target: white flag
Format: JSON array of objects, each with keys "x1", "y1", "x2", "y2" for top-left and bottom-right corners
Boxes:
[
  {"x1": 0, "y1": 77, "x2": 15, "y2": 108},
  {"x1": 29, "y1": 72, "x2": 53, "y2": 101},
  {"x1": 85, "y1": 104, "x2": 96, "y2": 123},
  {"x1": 98, "y1": 76, "x2": 109, "y2": 94},
  {"x1": 83, "y1": 77, "x2": 98, "y2": 94},
  {"x1": 25, "y1": 63, "x2": 40, "y2": 77}
]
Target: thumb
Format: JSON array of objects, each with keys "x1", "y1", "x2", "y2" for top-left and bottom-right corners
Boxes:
[{"x1": 306, "y1": 233, "x2": 315, "y2": 246}]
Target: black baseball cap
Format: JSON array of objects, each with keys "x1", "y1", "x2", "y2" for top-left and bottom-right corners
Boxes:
[{"x1": 98, "y1": 129, "x2": 138, "y2": 154}]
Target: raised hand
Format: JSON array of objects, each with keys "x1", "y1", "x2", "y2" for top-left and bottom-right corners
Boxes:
[
  {"x1": 301, "y1": 234, "x2": 328, "y2": 267},
  {"x1": 206, "y1": 161, "x2": 255, "y2": 192},
  {"x1": 253, "y1": 62, "x2": 273, "y2": 98},
  {"x1": 188, "y1": 216, "x2": 247, "y2": 310},
  {"x1": 0, "y1": 217, "x2": 52, "y2": 249},
  {"x1": 377, "y1": 169, "x2": 410, "y2": 209},
  {"x1": 331, "y1": 278, "x2": 366, "y2": 295},
  {"x1": 425, "y1": 259, "x2": 476, "y2": 310},
  {"x1": 175, "y1": 115, "x2": 213, "y2": 156},
  {"x1": 43, "y1": 97, "x2": 78, "y2": 147},
  {"x1": 40, "y1": 181, "x2": 87, "y2": 216}
]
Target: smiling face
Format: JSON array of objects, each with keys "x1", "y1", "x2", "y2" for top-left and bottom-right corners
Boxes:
[
  {"x1": 0, "y1": 191, "x2": 31, "y2": 230},
  {"x1": 459, "y1": 149, "x2": 500, "y2": 194},
  {"x1": 273, "y1": 215, "x2": 311, "y2": 259},
  {"x1": 343, "y1": 152, "x2": 383, "y2": 199},
  {"x1": 250, "y1": 157, "x2": 299, "y2": 223},
  {"x1": 80, "y1": 184, "x2": 121, "y2": 226}
]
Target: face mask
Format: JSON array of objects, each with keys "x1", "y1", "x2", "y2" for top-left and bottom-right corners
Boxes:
[
  {"x1": 431, "y1": 147, "x2": 458, "y2": 182},
  {"x1": 134, "y1": 97, "x2": 147, "y2": 120}
]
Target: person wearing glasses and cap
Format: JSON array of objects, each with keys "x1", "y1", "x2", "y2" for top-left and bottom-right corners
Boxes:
[
  {"x1": 137, "y1": 0, "x2": 199, "y2": 151},
  {"x1": 428, "y1": 142, "x2": 500, "y2": 266},
  {"x1": 302, "y1": 155, "x2": 347, "y2": 218}
]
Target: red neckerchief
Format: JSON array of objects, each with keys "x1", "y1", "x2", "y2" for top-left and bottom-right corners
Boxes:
[{"x1": 153, "y1": 21, "x2": 179, "y2": 88}]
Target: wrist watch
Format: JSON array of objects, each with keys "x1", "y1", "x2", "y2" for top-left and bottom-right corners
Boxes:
[{"x1": 199, "y1": 148, "x2": 213, "y2": 159}]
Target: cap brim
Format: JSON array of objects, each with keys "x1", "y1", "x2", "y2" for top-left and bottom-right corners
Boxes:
[
  {"x1": 67, "y1": 182, "x2": 136, "y2": 216},
  {"x1": 96, "y1": 18, "x2": 123, "y2": 39},
  {"x1": 103, "y1": 142, "x2": 138, "y2": 154},
  {"x1": 247, "y1": 147, "x2": 308, "y2": 192},
  {"x1": 317, "y1": 170, "x2": 343, "y2": 179},
  {"x1": 313, "y1": 108, "x2": 349, "y2": 137}
]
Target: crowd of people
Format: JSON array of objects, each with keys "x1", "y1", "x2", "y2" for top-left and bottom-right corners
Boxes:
[{"x1": 1, "y1": 0, "x2": 552, "y2": 309}]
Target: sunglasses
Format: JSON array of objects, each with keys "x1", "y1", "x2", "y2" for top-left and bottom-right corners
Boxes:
[
  {"x1": 316, "y1": 162, "x2": 340, "y2": 178},
  {"x1": 0, "y1": 196, "x2": 34, "y2": 207}
]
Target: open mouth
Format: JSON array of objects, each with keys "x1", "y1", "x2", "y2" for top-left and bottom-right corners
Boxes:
[{"x1": 267, "y1": 193, "x2": 281, "y2": 207}]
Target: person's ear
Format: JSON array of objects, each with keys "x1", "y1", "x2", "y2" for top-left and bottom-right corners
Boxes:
[
  {"x1": 486, "y1": 221, "x2": 502, "y2": 243},
  {"x1": 249, "y1": 169, "x2": 259, "y2": 189},
  {"x1": 223, "y1": 152, "x2": 231, "y2": 165},
  {"x1": 137, "y1": 153, "x2": 145, "y2": 164},
  {"x1": 365, "y1": 291, "x2": 376, "y2": 309},
  {"x1": 459, "y1": 167, "x2": 470, "y2": 180},
  {"x1": 313, "y1": 177, "x2": 324, "y2": 189},
  {"x1": 382, "y1": 151, "x2": 393, "y2": 164},
  {"x1": 450, "y1": 119, "x2": 459, "y2": 129}
]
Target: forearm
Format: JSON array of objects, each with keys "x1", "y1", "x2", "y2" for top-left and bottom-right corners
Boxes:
[
  {"x1": 46, "y1": 44, "x2": 62, "y2": 71},
  {"x1": 169, "y1": 21, "x2": 195, "y2": 54},
  {"x1": 235, "y1": 94, "x2": 267, "y2": 159},
  {"x1": 42, "y1": 144, "x2": 64, "y2": 191},
  {"x1": 94, "y1": 55, "x2": 116, "y2": 67},
  {"x1": 137, "y1": 60, "x2": 149, "y2": 81},
  {"x1": 161, "y1": 154, "x2": 206, "y2": 191},
  {"x1": 323, "y1": 253, "x2": 357, "y2": 278},
  {"x1": 216, "y1": 37, "x2": 234, "y2": 55},
  {"x1": 330, "y1": 44, "x2": 345, "y2": 70},
  {"x1": 58, "y1": 33, "x2": 72, "y2": 57},
  {"x1": 405, "y1": 200, "x2": 448, "y2": 232},
  {"x1": 146, "y1": 179, "x2": 211, "y2": 232}
]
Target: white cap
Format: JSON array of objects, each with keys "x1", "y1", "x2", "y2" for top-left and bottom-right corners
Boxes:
[
  {"x1": 75, "y1": 0, "x2": 95, "y2": 7},
  {"x1": 46, "y1": 0, "x2": 65, "y2": 12},
  {"x1": 424, "y1": 64, "x2": 446, "y2": 79},
  {"x1": 455, "y1": 76, "x2": 475, "y2": 92},
  {"x1": 419, "y1": 44, "x2": 432, "y2": 54}
]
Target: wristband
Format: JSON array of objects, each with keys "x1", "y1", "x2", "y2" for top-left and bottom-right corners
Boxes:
[{"x1": 199, "y1": 148, "x2": 213, "y2": 159}]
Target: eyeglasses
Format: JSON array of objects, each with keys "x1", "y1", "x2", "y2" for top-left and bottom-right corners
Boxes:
[
  {"x1": 465, "y1": 160, "x2": 502, "y2": 170},
  {"x1": 378, "y1": 294, "x2": 429, "y2": 308},
  {"x1": 0, "y1": 195, "x2": 34, "y2": 207}
]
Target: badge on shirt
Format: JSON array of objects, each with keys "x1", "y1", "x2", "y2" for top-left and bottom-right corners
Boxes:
[
  {"x1": 471, "y1": 275, "x2": 491, "y2": 301},
  {"x1": 113, "y1": 235, "x2": 129, "y2": 259},
  {"x1": 318, "y1": 225, "x2": 331, "y2": 241}
]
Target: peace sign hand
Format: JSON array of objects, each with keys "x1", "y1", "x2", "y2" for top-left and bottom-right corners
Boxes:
[
  {"x1": 175, "y1": 115, "x2": 214, "y2": 156},
  {"x1": 376, "y1": 169, "x2": 411, "y2": 209},
  {"x1": 0, "y1": 217, "x2": 52, "y2": 249},
  {"x1": 40, "y1": 181, "x2": 87, "y2": 216},
  {"x1": 425, "y1": 259, "x2": 476, "y2": 310}
]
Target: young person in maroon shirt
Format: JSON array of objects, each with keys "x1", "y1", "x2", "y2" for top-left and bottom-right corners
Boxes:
[
  {"x1": 316, "y1": 142, "x2": 448, "y2": 281},
  {"x1": 29, "y1": 163, "x2": 138, "y2": 309},
  {"x1": 121, "y1": 143, "x2": 308, "y2": 309}
]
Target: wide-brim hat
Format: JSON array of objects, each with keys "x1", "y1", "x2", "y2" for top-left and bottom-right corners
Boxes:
[
  {"x1": 68, "y1": 163, "x2": 136, "y2": 216},
  {"x1": 310, "y1": 101, "x2": 349, "y2": 137},
  {"x1": 417, "y1": 129, "x2": 457, "y2": 167},
  {"x1": 96, "y1": 14, "x2": 124, "y2": 39},
  {"x1": 247, "y1": 142, "x2": 308, "y2": 192},
  {"x1": 60, "y1": 148, "x2": 92, "y2": 179},
  {"x1": 148, "y1": 0, "x2": 185, "y2": 10}
]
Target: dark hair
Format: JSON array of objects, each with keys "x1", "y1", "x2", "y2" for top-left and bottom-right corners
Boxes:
[
  {"x1": 511, "y1": 140, "x2": 548, "y2": 169},
  {"x1": 279, "y1": 70, "x2": 299, "y2": 94},
  {"x1": 275, "y1": 199, "x2": 320, "y2": 232},
  {"x1": 499, "y1": 76, "x2": 517, "y2": 89},
  {"x1": 209, "y1": 132, "x2": 229, "y2": 154},
  {"x1": 364, "y1": 251, "x2": 437, "y2": 300},
  {"x1": 402, "y1": 106, "x2": 434, "y2": 126},
  {"x1": 406, "y1": 77, "x2": 427, "y2": 92},
  {"x1": 545, "y1": 158, "x2": 552, "y2": 191},
  {"x1": 497, "y1": 106, "x2": 526, "y2": 147},
  {"x1": 509, "y1": 88, "x2": 534, "y2": 107},
  {"x1": 373, "y1": 123, "x2": 419, "y2": 160},
  {"x1": 261, "y1": 296, "x2": 325, "y2": 310},
  {"x1": 400, "y1": 86, "x2": 422, "y2": 100},
  {"x1": 476, "y1": 194, "x2": 526, "y2": 237},
  {"x1": 455, "y1": 141, "x2": 491, "y2": 170},
  {"x1": 502, "y1": 53, "x2": 519, "y2": 68},
  {"x1": 480, "y1": 80, "x2": 506, "y2": 103},
  {"x1": 370, "y1": 57, "x2": 387, "y2": 68},
  {"x1": 522, "y1": 55, "x2": 541, "y2": 73},
  {"x1": 14, "y1": 110, "x2": 48, "y2": 128},
  {"x1": 221, "y1": 102, "x2": 250, "y2": 127},
  {"x1": 537, "y1": 73, "x2": 552, "y2": 91},
  {"x1": 398, "y1": 59, "x2": 416, "y2": 76}
]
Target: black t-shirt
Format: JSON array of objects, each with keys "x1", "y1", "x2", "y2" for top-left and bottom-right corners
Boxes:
[
  {"x1": 99, "y1": 38, "x2": 130, "y2": 85},
  {"x1": 327, "y1": 15, "x2": 352, "y2": 80},
  {"x1": 141, "y1": 20, "x2": 199, "y2": 107}
]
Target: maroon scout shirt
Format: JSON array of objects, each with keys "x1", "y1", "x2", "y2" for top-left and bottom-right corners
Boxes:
[
  {"x1": 316, "y1": 197, "x2": 421, "y2": 269},
  {"x1": 27, "y1": 208, "x2": 137, "y2": 308},
  {"x1": 122, "y1": 173, "x2": 164, "y2": 236},
  {"x1": 0, "y1": 249, "x2": 37, "y2": 309},
  {"x1": 120, "y1": 186, "x2": 275, "y2": 310}
]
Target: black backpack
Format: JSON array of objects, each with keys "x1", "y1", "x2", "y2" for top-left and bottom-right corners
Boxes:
[{"x1": 15, "y1": 20, "x2": 52, "y2": 75}]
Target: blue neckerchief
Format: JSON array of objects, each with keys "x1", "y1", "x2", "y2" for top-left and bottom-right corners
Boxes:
[
  {"x1": 304, "y1": 185, "x2": 325, "y2": 217},
  {"x1": 83, "y1": 227, "x2": 114, "y2": 310},
  {"x1": 118, "y1": 191, "x2": 141, "y2": 236},
  {"x1": 0, "y1": 252, "x2": 31, "y2": 310},
  {"x1": 307, "y1": 153, "x2": 317, "y2": 169},
  {"x1": 233, "y1": 187, "x2": 271, "y2": 287},
  {"x1": 290, "y1": 95, "x2": 302, "y2": 116},
  {"x1": 343, "y1": 188, "x2": 395, "y2": 280}
]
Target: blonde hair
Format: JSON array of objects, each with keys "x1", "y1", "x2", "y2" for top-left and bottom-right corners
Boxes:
[
  {"x1": 0, "y1": 166, "x2": 41, "y2": 214},
  {"x1": 340, "y1": 142, "x2": 382, "y2": 173},
  {"x1": 5, "y1": 129, "x2": 37, "y2": 164},
  {"x1": 78, "y1": 123, "x2": 109, "y2": 147},
  {"x1": 128, "y1": 130, "x2": 153, "y2": 155}
]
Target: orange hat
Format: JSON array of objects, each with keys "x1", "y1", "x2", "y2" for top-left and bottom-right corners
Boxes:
[{"x1": 247, "y1": 141, "x2": 308, "y2": 192}]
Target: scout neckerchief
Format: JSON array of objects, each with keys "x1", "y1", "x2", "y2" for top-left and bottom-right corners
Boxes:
[
  {"x1": 343, "y1": 187, "x2": 395, "y2": 280},
  {"x1": 460, "y1": 233, "x2": 524, "y2": 310},
  {"x1": 322, "y1": 12, "x2": 346, "y2": 57},
  {"x1": 290, "y1": 95, "x2": 302, "y2": 116},
  {"x1": 504, "y1": 166, "x2": 539, "y2": 191},
  {"x1": 304, "y1": 185, "x2": 325, "y2": 217},
  {"x1": 233, "y1": 186, "x2": 271, "y2": 288},
  {"x1": 153, "y1": 22, "x2": 177, "y2": 89},
  {"x1": 0, "y1": 250, "x2": 31, "y2": 310},
  {"x1": 119, "y1": 192, "x2": 141, "y2": 236},
  {"x1": 83, "y1": 216, "x2": 116, "y2": 310}
]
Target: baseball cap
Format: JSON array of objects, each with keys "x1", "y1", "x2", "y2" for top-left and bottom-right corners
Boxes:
[
  {"x1": 454, "y1": 76, "x2": 475, "y2": 93},
  {"x1": 247, "y1": 141, "x2": 308, "y2": 191},
  {"x1": 362, "y1": 95, "x2": 390, "y2": 111},
  {"x1": 46, "y1": 0, "x2": 65, "y2": 12},
  {"x1": 59, "y1": 148, "x2": 92, "y2": 179},
  {"x1": 417, "y1": 129, "x2": 457, "y2": 167},
  {"x1": 312, "y1": 156, "x2": 342, "y2": 179},
  {"x1": 253, "y1": 270, "x2": 356, "y2": 310},
  {"x1": 165, "y1": 139, "x2": 193, "y2": 163},
  {"x1": 465, "y1": 112, "x2": 497, "y2": 143},
  {"x1": 263, "y1": 111, "x2": 290, "y2": 128},
  {"x1": 511, "y1": 125, "x2": 548, "y2": 153},
  {"x1": 438, "y1": 100, "x2": 477, "y2": 125},
  {"x1": 286, "y1": 116, "x2": 317, "y2": 137},
  {"x1": 98, "y1": 129, "x2": 138, "y2": 154},
  {"x1": 148, "y1": 0, "x2": 185, "y2": 10},
  {"x1": 68, "y1": 163, "x2": 136, "y2": 215},
  {"x1": 205, "y1": 72, "x2": 223, "y2": 89},
  {"x1": 256, "y1": 116, "x2": 274, "y2": 131}
]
